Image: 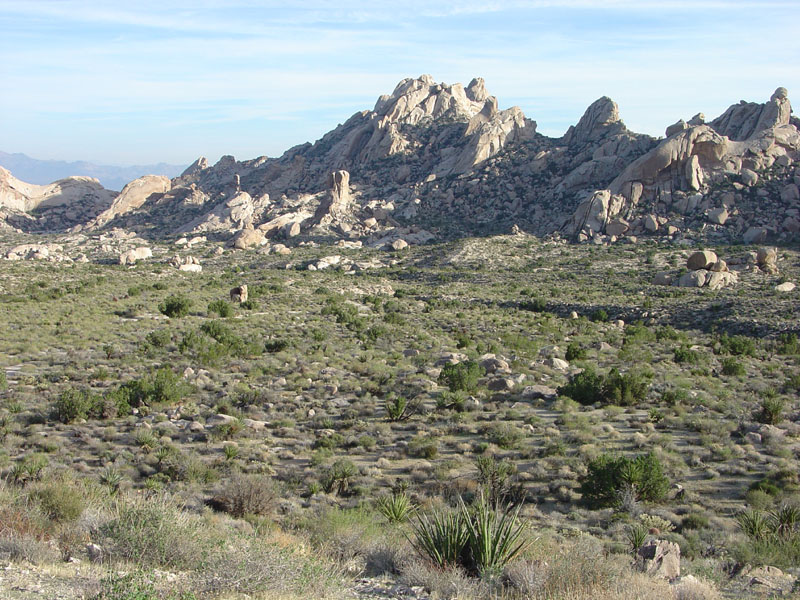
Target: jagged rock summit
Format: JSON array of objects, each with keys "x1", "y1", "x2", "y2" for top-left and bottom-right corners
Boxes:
[{"x1": 2, "y1": 78, "x2": 798, "y2": 248}]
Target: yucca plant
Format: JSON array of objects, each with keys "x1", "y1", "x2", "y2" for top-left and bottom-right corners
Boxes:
[
  {"x1": 737, "y1": 509, "x2": 771, "y2": 541},
  {"x1": 460, "y1": 493, "x2": 529, "y2": 579},
  {"x1": 625, "y1": 523, "x2": 649, "y2": 554},
  {"x1": 769, "y1": 504, "x2": 800, "y2": 538},
  {"x1": 377, "y1": 492, "x2": 415, "y2": 524},
  {"x1": 100, "y1": 465, "x2": 123, "y2": 494},
  {"x1": 408, "y1": 508, "x2": 469, "y2": 568}
]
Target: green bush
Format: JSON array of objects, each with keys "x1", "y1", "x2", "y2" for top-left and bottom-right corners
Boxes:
[
  {"x1": 673, "y1": 346, "x2": 700, "y2": 364},
  {"x1": 208, "y1": 299, "x2": 233, "y2": 318},
  {"x1": 721, "y1": 357, "x2": 745, "y2": 376},
  {"x1": 565, "y1": 342, "x2": 587, "y2": 361},
  {"x1": 579, "y1": 452, "x2": 669, "y2": 509},
  {"x1": 158, "y1": 294, "x2": 192, "y2": 318},
  {"x1": 376, "y1": 492, "x2": 415, "y2": 524},
  {"x1": 558, "y1": 366, "x2": 604, "y2": 405},
  {"x1": 30, "y1": 480, "x2": 85, "y2": 522},
  {"x1": 558, "y1": 367, "x2": 649, "y2": 407},
  {"x1": 112, "y1": 367, "x2": 190, "y2": 410},
  {"x1": 0, "y1": 370, "x2": 7, "y2": 391},
  {"x1": 145, "y1": 329, "x2": 172, "y2": 348},
  {"x1": 716, "y1": 333, "x2": 757, "y2": 356},
  {"x1": 55, "y1": 388, "x2": 102, "y2": 423},
  {"x1": 438, "y1": 361, "x2": 484, "y2": 393},
  {"x1": 601, "y1": 368, "x2": 649, "y2": 406},
  {"x1": 777, "y1": 333, "x2": 799, "y2": 355},
  {"x1": 590, "y1": 308, "x2": 609, "y2": 322}
]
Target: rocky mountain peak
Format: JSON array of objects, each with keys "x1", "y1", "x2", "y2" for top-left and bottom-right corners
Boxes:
[
  {"x1": 565, "y1": 96, "x2": 624, "y2": 145},
  {"x1": 710, "y1": 87, "x2": 792, "y2": 141}
]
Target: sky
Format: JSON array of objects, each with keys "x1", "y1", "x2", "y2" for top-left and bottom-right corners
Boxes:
[{"x1": 1, "y1": 0, "x2": 799, "y2": 166}]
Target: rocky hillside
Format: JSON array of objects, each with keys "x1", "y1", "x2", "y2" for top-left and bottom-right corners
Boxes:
[{"x1": 1, "y1": 76, "x2": 798, "y2": 248}]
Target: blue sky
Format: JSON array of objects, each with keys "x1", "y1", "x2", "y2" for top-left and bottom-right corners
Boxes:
[{"x1": 1, "y1": 0, "x2": 798, "y2": 166}]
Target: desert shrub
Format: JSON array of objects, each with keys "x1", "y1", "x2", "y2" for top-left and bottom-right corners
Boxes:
[
  {"x1": 91, "y1": 572, "x2": 198, "y2": 600},
  {"x1": 749, "y1": 478, "x2": 781, "y2": 497},
  {"x1": 207, "y1": 299, "x2": 233, "y2": 318},
  {"x1": 113, "y1": 367, "x2": 190, "y2": 409},
  {"x1": 720, "y1": 357, "x2": 745, "y2": 376},
  {"x1": 758, "y1": 396, "x2": 786, "y2": 425},
  {"x1": 54, "y1": 388, "x2": 102, "y2": 423},
  {"x1": 158, "y1": 295, "x2": 192, "y2": 318},
  {"x1": 520, "y1": 297, "x2": 548, "y2": 312},
  {"x1": 558, "y1": 366, "x2": 604, "y2": 405},
  {"x1": 475, "y1": 455, "x2": 516, "y2": 504},
  {"x1": 681, "y1": 513, "x2": 710, "y2": 531},
  {"x1": 662, "y1": 388, "x2": 690, "y2": 406},
  {"x1": 0, "y1": 370, "x2": 7, "y2": 391},
  {"x1": 438, "y1": 361, "x2": 484, "y2": 393},
  {"x1": 102, "y1": 494, "x2": 205, "y2": 569},
  {"x1": 579, "y1": 452, "x2": 669, "y2": 509},
  {"x1": 590, "y1": 308, "x2": 609, "y2": 322},
  {"x1": 264, "y1": 339, "x2": 289, "y2": 352},
  {"x1": 777, "y1": 333, "x2": 799, "y2": 355},
  {"x1": 565, "y1": 342, "x2": 587, "y2": 361},
  {"x1": 385, "y1": 396, "x2": 418, "y2": 421},
  {"x1": 716, "y1": 333, "x2": 756, "y2": 356},
  {"x1": 408, "y1": 436, "x2": 439, "y2": 459},
  {"x1": 145, "y1": 329, "x2": 172, "y2": 348},
  {"x1": 486, "y1": 423, "x2": 523, "y2": 449},
  {"x1": 240, "y1": 298, "x2": 258, "y2": 310},
  {"x1": 601, "y1": 368, "x2": 649, "y2": 406},
  {"x1": 209, "y1": 474, "x2": 276, "y2": 518},
  {"x1": 673, "y1": 346, "x2": 700, "y2": 364},
  {"x1": 29, "y1": 480, "x2": 85, "y2": 523}
]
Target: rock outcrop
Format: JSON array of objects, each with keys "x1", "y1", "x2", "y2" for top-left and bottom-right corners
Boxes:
[{"x1": 87, "y1": 175, "x2": 171, "y2": 229}]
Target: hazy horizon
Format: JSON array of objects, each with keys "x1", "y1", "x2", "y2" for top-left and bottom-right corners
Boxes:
[{"x1": 2, "y1": 0, "x2": 799, "y2": 166}]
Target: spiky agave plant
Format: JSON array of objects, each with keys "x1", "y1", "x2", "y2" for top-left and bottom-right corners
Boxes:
[
  {"x1": 376, "y1": 492, "x2": 415, "y2": 524},
  {"x1": 769, "y1": 504, "x2": 800, "y2": 538},
  {"x1": 736, "y1": 509, "x2": 771, "y2": 541},
  {"x1": 408, "y1": 508, "x2": 468, "y2": 568},
  {"x1": 460, "y1": 493, "x2": 530, "y2": 579}
]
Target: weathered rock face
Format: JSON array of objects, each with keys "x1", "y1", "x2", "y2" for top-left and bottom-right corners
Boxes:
[
  {"x1": 710, "y1": 87, "x2": 792, "y2": 141},
  {"x1": 314, "y1": 171, "x2": 352, "y2": 224},
  {"x1": 687, "y1": 250, "x2": 718, "y2": 271},
  {"x1": 637, "y1": 540, "x2": 681, "y2": 580},
  {"x1": 178, "y1": 190, "x2": 270, "y2": 235},
  {"x1": 119, "y1": 247, "x2": 152, "y2": 265},
  {"x1": 570, "y1": 190, "x2": 626, "y2": 237},
  {"x1": 88, "y1": 175, "x2": 171, "y2": 229},
  {"x1": 231, "y1": 227, "x2": 265, "y2": 249},
  {"x1": 0, "y1": 166, "x2": 116, "y2": 230}
]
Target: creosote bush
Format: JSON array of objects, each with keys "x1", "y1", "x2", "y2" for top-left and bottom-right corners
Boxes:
[
  {"x1": 158, "y1": 294, "x2": 192, "y2": 318},
  {"x1": 438, "y1": 361, "x2": 485, "y2": 393},
  {"x1": 209, "y1": 473, "x2": 277, "y2": 518},
  {"x1": 579, "y1": 452, "x2": 669, "y2": 509},
  {"x1": 558, "y1": 366, "x2": 649, "y2": 407}
]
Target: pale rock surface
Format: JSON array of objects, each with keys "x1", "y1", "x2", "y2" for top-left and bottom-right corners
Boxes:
[
  {"x1": 637, "y1": 540, "x2": 681, "y2": 580},
  {"x1": 687, "y1": 250, "x2": 718, "y2": 271},
  {"x1": 88, "y1": 175, "x2": 171, "y2": 229},
  {"x1": 119, "y1": 247, "x2": 152, "y2": 265}
]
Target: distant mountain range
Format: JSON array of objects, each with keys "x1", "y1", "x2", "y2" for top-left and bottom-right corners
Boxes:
[{"x1": 0, "y1": 151, "x2": 186, "y2": 191}]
